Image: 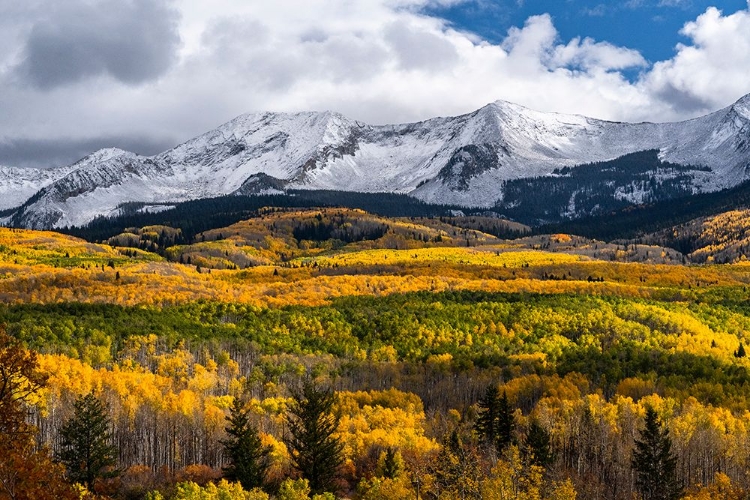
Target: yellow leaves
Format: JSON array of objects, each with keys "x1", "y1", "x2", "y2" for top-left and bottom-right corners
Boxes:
[
  {"x1": 247, "y1": 396, "x2": 290, "y2": 417},
  {"x1": 208, "y1": 395, "x2": 233, "y2": 410},
  {"x1": 168, "y1": 479, "x2": 269, "y2": 500},
  {"x1": 299, "y1": 246, "x2": 586, "y2": 270},
  {"x1": 615, "y1": 377, "x2": 657, "y2": 400},
  {"x1": 683, "y1": 472, "x2": 745, "y2": 500},
  {"x1": 155, "y1": 348, "x2": 193, "y2": 383},
  {"x1": 357, "y1": 475, "x2": 414, "y2": 500},
  {"x1": 5, "y1": 223, "x2": 750, "y2": 309},
  {"x1": 187, "y1": 363, "x2": 219, "y2": 394},
  {"x1": 548, "y1": 479, "x2": 577, "y2": 500},
  {"x1": 425, "y1": 353, "x2": 453, "y2": 371},
  {"x1": 276, "y1": 478, "x2": 311, "y2": 500},
  {"x1": 334, "y1": 389, "x2": 439, "y2": 463},
  {"x1": 202, "y1": 400, "x2": 227, "y2": 432}
]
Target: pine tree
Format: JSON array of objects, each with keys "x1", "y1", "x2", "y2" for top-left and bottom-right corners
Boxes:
[
  {"x1": 58, "y1": 393, "x2": 118, "y2": 488},
  {"x1": 221, "y1": 397, "x2": 272, "y2": 491},
  {"x1": 496, "y1": 391, "x2": 515, "y2": 451},
  {"x1": 474, "y1": 384, "x2": 499, "y2": 446},
  {"x1": 525, "y1": 418, "x2": 552, "y2": 468},
  {"x1": 631, "y1": 406, "x2": 681, "y2": 500},
  {"x1": 735, "y1": 342, "x2": 746, "y2": 358},
  {"x1": 475, "y1": 386, "x2": 515, "y2": 453},
  {"x1": 285, "y1": 378, "x2": 344, "y2": 495}
]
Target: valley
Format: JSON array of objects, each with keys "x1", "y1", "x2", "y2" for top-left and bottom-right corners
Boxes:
[{"x1": 3, "y1": 205, "x2": 750, "y2": 499}]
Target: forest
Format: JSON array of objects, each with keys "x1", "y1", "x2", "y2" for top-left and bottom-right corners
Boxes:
[
  {"x1": 3, "y1": 207, "x2": 750, "y2": 499},
  {"x1": 496, "y1": 150, "x2": 709, "y2": 225}
]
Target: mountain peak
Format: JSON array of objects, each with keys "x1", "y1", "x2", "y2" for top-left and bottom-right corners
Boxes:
[
  {"x1": 731, "y1": 93, "x2": 750, "y2": 118},
  {"x1": 5, "y1": 95, "x2": 750, "y2": 229},
  {"x1": 73, "y1": 148, "x2": 136, "y2": 167}
]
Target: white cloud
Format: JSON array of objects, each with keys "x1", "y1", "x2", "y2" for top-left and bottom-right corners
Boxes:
[
  {"x1": 642, "y1": 7, "x2": 750, "y2": 113},
  {"x1": 0, "y1": 0, "x2": 749, "y2": 167}
]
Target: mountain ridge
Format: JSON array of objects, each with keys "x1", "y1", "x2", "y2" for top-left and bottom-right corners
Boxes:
[{"x1": 4, "y1": 93, "x2": 750, "y2": 229}]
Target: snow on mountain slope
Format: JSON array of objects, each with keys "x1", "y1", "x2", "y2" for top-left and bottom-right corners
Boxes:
[
  {"x1": 9, "y1": 94, "x2": 750, "y2": 229},
  {"x1": 0, "y1": 166, "x2": 70, "y2": 211},
  {"x1": 0, "y1": 147, "x2": 136, "y2": 213}
]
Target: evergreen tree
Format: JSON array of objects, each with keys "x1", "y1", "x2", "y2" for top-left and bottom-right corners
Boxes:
[
  {"x1": 475, "y1": 386, "x2": 515, "y2": 453},
  {"x1": 221, "y1": 397, "x2": 272, "y2": 491},
  {"x1": 58, "y1": 393, "x2": 118, "y2": 487},
  {"x1": 631, "y1": 406, "x2": 681, "y2": 500},
  {"x1": 285, "y1": 378, "x2": 344, "y2": 495},
  {"x1": 735, "y1": 342, "x2": 746, "y2": 358},
  {"x1": 524, "y1": 418, "x2": 552, "y2": 468},
  {"x1": 474, "y1": 384, "x2": 499, "y2": 446},
  {"x1": 496, "y1": 391, "x2": 515, "y2": 451}
]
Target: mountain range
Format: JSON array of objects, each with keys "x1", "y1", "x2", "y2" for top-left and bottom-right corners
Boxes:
[{"x1": 3, "y1": 94, "x2": 750, "y2": 229}]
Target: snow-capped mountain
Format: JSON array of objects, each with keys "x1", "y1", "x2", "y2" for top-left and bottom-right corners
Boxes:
[
  {"x1": 0, "y1": 164, "x2": 78, "y2": 212},
  {"x1": 6, "y1": 94, "x2": 750, "y2": 229}
]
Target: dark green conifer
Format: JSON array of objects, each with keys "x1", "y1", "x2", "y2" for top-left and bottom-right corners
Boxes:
[
  {"x1": 525, "y1": 418, "x2": 552, "y2": 468},
  {"x1": 496, "y1": 391, "x2": 515, "y2": 451},
  {"x1": 285, "y1": 378, "x2": 344, "y2": 495},
  {"x1": 475, "y1": 386, "x2": 515, "y2": 452},
  {"x1": 221, "y1": 397, "x2": 272, "y2": 491},
  {"x1": 735, "y1": 342, "x2": 746, "y2": 358},
  {"x1": 474, "y1": 384, "x2": 499, "y2": 445},
  {"x1": 58, "y1": 393, "x2": 118, "y2": 487},
  {"x1": 631, "y1": 406, "x2": 681, "y2": 500}
]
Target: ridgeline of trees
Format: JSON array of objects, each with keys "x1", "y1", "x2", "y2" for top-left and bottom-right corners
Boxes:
[{"x1": 62, "y1": 191, "x2": 480, "y2": 244}]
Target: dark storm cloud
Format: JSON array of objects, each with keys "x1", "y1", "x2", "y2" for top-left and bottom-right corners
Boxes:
[
  {"x1": 16, "y1": 0, "x2": 181, "y2": 90},
  {"x1": 0, "y1": 136, "x2": 176, "y2": 169}
]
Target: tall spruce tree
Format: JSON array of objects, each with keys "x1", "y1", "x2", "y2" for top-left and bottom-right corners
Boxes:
[
  {"x1": 474, "y1": 384, "x2": 499, "y2": 446},
  {"x1": 631, "y1": 407, "x2": 681, "y2": 500},
  {"x1": 221, "y1": 397, "x2": 272, "y2": 491},
  {"x1": 285, "y1": 378, "x2": 343, "y2": 495},
  {"x1": 525, "y1": 418, "x2": 552, "y2": 468},
  {"x1": 735, "y1": 342, "x2": 746, "y2": 358},
  {"x1": 496, "y1": 391, "x2": 515, "y2": 451},
  {"x1": 475, "y1": 386, "x2": 515, "y2": 453},
  {"x1": 58, "y1": 393, "x2": 118, "y2": 487}
]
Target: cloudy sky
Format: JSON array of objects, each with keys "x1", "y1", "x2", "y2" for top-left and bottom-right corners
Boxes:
[{"x1": 1, "y1": 0, "x2": 750, "y2": 168}]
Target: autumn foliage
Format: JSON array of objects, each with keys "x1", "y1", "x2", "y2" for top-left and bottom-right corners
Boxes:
[{"x1": 2, "y1": 207, "x2": 750, "y2": 498}]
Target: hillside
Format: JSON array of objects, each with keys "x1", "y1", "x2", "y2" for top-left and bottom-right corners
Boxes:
[
  {"x1": 539, "y1": 176, "x2": 750, "y2": 241},
  {"x1": 637, "y1": 208, "x2": 750, "y2": 263},
  {"x1": 4, "y1": 208, "x2": 750, "y2": 499},
  {"x1": 106, "y1": 208, "x2": 528, "y2": 269}
]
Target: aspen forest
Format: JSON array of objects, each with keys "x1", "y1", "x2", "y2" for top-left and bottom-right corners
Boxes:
[{"x1": 4, "y1": 207, "x2": 750, "y2": 499}]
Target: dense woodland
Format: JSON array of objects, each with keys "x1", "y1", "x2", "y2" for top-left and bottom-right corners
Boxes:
[
  {"x1": 542, "y1": 175, "x2": 750, "y2": 242},
  {"x1": 64, "y1": 191, "x2": 499, "y2": 244},
  {"x1": 496, "y1": 151, "x2": 709, "y2": 225},
  {"x1": 3, "y1": 207, "x2": 750, "y2": 499}
]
